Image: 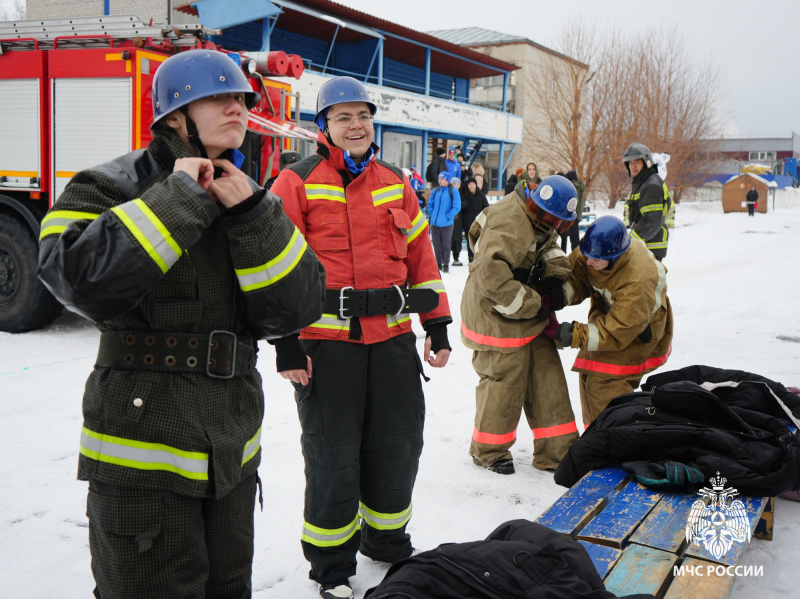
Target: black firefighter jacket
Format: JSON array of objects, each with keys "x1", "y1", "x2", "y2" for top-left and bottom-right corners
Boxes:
[
  {"x1": 627, "y1": 165, "x2": 669, "y2": 260},
  {"x1": 364, "y1": 519, "x2": 653, "y2": 599},
  {"x1": 554, "y1": 365, "x2": 800, "y2": 497},
  {"x1": 37, "y1": 130, "x2": 325, "y2": 498}
]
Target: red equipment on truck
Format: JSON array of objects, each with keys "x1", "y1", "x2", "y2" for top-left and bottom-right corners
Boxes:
[{"x1": 0, "y1": 15, "x2": 315, "y2": 332}]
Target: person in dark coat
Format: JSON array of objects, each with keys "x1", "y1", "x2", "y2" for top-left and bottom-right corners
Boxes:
[
  {"x1": 746, "y1": 184, "x2": 759, "y2": 216},
  {"x1": 503, "y1": 173, "x2": 518, "y2": 195},
  {"x1": 454, "y1": 177, "x2": 489, "y2": 264},
  {"x1": 426, "y1": 147, "x2": 448, "y2": 186},
  {"x1": 37, "y1": 49, "x2": 325, "y2": 599}
]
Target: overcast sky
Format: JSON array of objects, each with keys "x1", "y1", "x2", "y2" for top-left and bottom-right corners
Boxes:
[
  {"x1": 343, "y1": 0, "x2": 799, "y2": 139},
  {"x1": 2, "y1": 0, "x2": 797, "y2": 138}
]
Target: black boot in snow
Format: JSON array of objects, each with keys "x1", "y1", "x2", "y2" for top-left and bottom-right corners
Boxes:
[
  {"x1": 488, "y1": 459, "x2": 515, "y2": 475},
  {"x1": 319, "y1": 579, "x2": 354, "y2": 599}
]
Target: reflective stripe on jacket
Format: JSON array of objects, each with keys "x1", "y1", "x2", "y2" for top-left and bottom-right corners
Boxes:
[
  {"x1": 563, "y1": 239, "x2": 673, "y2": 378},
  {"x1": 37, "y1": 131, "x2": 325, "y2": 497},
  {"x1": 271, "y1": 133, "x2": 452, "y2": 345}
]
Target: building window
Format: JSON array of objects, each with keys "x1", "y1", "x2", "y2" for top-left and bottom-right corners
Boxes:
[
  {"x1": 550, "y1": 121, "x2": 557, "y2": 141},
  {"x1": 749, "y1": 151, "x2": 774, "y2": 161},
  {"x1": 473, "y1": 75, "x2": 504, "y2": 88},
  {"x1": 551, "y1": 76, "x2": 558, "y2": 98},
  {"x1": 401, "y1": 141, "x2": 417, "y2": 168}
]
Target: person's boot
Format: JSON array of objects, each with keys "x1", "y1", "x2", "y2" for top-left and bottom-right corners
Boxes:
[
  {"x1": 452, "y1": 259, "x2": 463, "y2": 266},
  {"x1": 488, "y1": 459, "x2": 515, "y2": 475},
  {"x1": 442, "y1": 264, "x2": 449, "y2": 273},
  {"x1": 319, "y1": 579, "x2": 354, "y2": 599}
]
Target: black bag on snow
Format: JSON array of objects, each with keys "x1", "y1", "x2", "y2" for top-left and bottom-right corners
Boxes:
[{"x1": 364, "y1": 519, "x2": 653, "y2": 599}]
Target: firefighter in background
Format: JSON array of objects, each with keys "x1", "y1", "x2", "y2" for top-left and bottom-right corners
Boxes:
[
  {"x1": 555, "y1": 216, "x2": 673, "y2": 426},
  {"x1": 622, "y1": 143, "x2": 669, "y2": 260},
  {"x1": 461, "y1": 175, "x2": 580, "y2": 475},
  {"x1": 269, "y1": 76, "x2": 452, "y2": 599},
  {"x1": 37, "y1": 49, "x2": 325, "y2": 599}
]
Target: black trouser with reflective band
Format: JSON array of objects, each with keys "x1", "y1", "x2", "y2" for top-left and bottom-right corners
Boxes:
[
  {"x1": 296, "y1": 333, "x2": 425, "y2": 584},
  {"x1": 87, "y1": 475, "x2": 258, "y2": 599}
]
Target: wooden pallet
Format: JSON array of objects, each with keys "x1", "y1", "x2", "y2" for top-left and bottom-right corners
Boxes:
[{"x1": 536, "y1": 467, "x2": 773, "y2": 598}]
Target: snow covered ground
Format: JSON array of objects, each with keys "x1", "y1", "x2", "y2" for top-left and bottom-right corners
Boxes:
[{"x1": 2, "y1": 200, "x2": 799, "y2": 598}]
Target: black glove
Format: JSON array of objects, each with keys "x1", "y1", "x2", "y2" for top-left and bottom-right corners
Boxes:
[
  {"x1": 555, "y1": 322, "x2": 574, "y2": 348},
  {"x1": 538, "y1": 277, "x2": 566, "y2": 311},
  {"x1": 267, "y1": 334, "x2": 307, "y2": 372},
  {"x1": 637, "y1": 324, "x2": 652, "y2": 343},
  {"x1": 425, "y1": 322, "x2": 451, "y2": 353},
  {"x1": 623, "y1": 460, "x2": 705, "y2": 490}
]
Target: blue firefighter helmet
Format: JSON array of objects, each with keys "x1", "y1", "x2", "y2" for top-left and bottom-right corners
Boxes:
[
  {"x1": 531, "y1": 175, "x2": 578, "y2": 222},
  {"x1": 314, "y1": 76, "x2": 377, "y2": 130},
  {"x1": 151, "y1": 49, "x2": 261, "y2": 127},
  {"x1": 580, "y1": 215, "x2": 631, "y2": 260}
]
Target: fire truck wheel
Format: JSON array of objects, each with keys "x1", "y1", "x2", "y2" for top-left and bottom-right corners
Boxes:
[{"x1": 0, "y1": 216, "x2": 63, "y2": 333}]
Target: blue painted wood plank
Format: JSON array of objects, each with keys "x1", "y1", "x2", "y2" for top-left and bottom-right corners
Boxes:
[
  {"x1": 577, "y1": 479, "x2": 663, "y2": 548},
  {"x1": 685, "y1": 495, "x2": 770, "y2": 566},
  {"x1": 603, "y1": 543, "x2": 678, "y2": 597},
  {"x1": 535, "y1": 467, "x2": 629, "y2": 536},
  {"x1": 578, "y1": 540, "x2": 623, "y2": 579},
  {"x1": 630, "y1": 491, "x2": 697, "y2": 553},
  {"x1": 663, "y1": 556, "x2": 735, "y2": 599}
]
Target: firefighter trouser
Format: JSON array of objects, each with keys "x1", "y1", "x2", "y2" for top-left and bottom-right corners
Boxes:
[
  {"x1": 578, "y1": 373, "x2": 642, "y2": 427},
  {"x1": 469, "y1": 335, "x2": 579, "y2": 470},
  {"x1": 296, "y1": 333, "x2": 425, "y2": 584},
  {"x1": 87, "y1": 474, "x2": 258, "y2": 599}
]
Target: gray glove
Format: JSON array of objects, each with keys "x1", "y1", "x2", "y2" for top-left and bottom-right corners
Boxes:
[{"x1": 555, "y1": 322, "x2": 574, "y2": 348}]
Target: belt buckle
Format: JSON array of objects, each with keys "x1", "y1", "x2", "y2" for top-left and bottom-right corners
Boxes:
[
  {"x1": 391, "y1": 284, "x2": 406, "y2": 317},
  {"x1": 338, "y1": 286, "x2": 354, "y2": 320},
  {"x1": 207, "y1": 330, "x2": 237, "y2": 379}
]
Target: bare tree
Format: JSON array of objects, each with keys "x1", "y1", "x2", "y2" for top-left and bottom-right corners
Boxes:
[
  {"x1": 0, "y1": 0, "x2": 25, "y2": 21},
  {"x1": 528, "y1": 21, "x2": 724, "y2": 206}
]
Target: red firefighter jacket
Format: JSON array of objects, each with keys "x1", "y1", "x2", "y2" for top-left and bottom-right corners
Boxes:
[{"x1": 271, "y1": 133, "x2": 451, "y2": 345}]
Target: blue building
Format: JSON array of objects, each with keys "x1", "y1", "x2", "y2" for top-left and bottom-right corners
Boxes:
[{"x1": 175, "y1": 0, "x2": 522, "y2": 189}]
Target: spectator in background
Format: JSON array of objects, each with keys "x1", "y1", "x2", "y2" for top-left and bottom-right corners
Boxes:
[
  {"x1": 520, "y1": 162, "x2": 542, "y2": 188},
  {"x1": 428, "y1": 172, "x2": 461, "y2": 273},
  {"x1": 456, "y1": 177, "x2": 489, "y2": 265},
  {"x1": 504, "y1": 173, "x2": 518, "y2": 195},
  {"x1": 426, "y1": 147, "x2": 447, "y2": 187},
  {"x1": 746, "y1": 184, "x2": 759, "y2": 216},
  {"x1": 472, "y1": 160, "x2": 489, "y2": 194},
  {"x1": 450, "y1": 177, "x2": 464, "y2": 266},
  {"x1": 445, "y1": 147, "x2": 462, "y2": 181},
  {"x1": 408, "y1": 165, "x2": 427, "y2": 214},
  {"x1": 560, "y1": 170, "x2": 586, "y2": 252}
]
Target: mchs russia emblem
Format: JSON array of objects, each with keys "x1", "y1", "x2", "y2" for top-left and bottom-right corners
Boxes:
[{"x1": 686, "y1": 472, "x2": 751, "y2": 560}]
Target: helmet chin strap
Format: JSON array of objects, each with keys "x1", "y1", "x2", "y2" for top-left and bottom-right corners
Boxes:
[{"x1": 180, "y1": 106, "x2": 208, "y2": 159}]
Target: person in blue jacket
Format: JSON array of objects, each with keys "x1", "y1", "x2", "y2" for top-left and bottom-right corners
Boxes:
[{"x1": 427, "y1": 171, "x2": 461, "y2": 272}]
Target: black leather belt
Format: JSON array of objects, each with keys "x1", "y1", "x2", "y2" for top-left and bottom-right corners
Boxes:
[
  {"x1": 96, "y1": 330, "x2": 256, "y2": 379},
  {"x1": 324, "y1": 286, "x2": 440, "y2": 320}
]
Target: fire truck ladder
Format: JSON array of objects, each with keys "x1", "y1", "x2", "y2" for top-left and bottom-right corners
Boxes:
[{"x1": 0, "y1": 15, "x2": 220, "y2": 51}]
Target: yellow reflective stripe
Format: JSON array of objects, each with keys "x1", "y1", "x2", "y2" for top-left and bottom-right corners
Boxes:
[
  {"x1": 372, "y1": 184, "x2": 404, "y2": 206},
  {"x1": 407, "y1": 211, "x2": 429, "y2": 243},
  {"x1": 412, "y1": 279, "x2": 445, "y2": 294},
  {"x1": 640, "y1": 203, "x2": 663, "y2": 214},
  {"x1": 308, "y1": 313, "x2": 351, "y2": 331},
  {"x1": 39, "y1": 210, "x2": 100, "y2": 240},
  {"x1": 301, "y1": 516, "x2": 359, "y2": 547},
  {"x1": 387, "y1": 314, "x2": 411, "y2": 328},
  {"x1": 630, "y1": 229, "x2": 644, "y2": 241},
  {"x1": 305, "y1": 184, "x2": 346, "y2": 203},
  {"x1": 645, "y1": 227, "x2": 669, "y2": 250},
  {"x1": 241, "y1": 427, "x2": 262, "y2": 466},
  {"x1": 359, "y1": 501, "x2": 412, "y2": 531},
  {"x1": 235, "y1": 228, "x2": 307, "y2": 292},
  {"x1": 80, "y1": 426, "x2": 209, "y2": 481},
  {"x1": 630, "y1": 192, "x2": 640, "y2": 201},
  {"x1": 662, "y1": 184, "x2": 670, "y2": 200},
  {"x1": 111, "y1": 199, "x2": 182, "y2": 274}
]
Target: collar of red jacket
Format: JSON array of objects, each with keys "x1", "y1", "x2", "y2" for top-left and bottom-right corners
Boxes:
[{"x1": 315, "y1": 131, "x2": 380, "y2": 172}]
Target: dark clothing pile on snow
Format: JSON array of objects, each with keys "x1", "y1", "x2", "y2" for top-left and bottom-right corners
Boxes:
[
  {"x1": 365, "y1": 519, "x2": 654, "y2": 599},
  {"x1": 554, "y1": 365, "x2": 800, "y2": 497}
]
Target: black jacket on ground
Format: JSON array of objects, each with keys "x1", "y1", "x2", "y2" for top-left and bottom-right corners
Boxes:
[
  {"x1": 365, "y1": 519, "x2": 653, "y2": 599},
  {"x1": 554, "y1": 366, "x2": 800, "y2": 496}
]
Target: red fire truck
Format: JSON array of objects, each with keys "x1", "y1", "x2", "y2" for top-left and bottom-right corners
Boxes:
[{"x1": 0, "y1": 15, "x2": 315, "y2": 332}]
